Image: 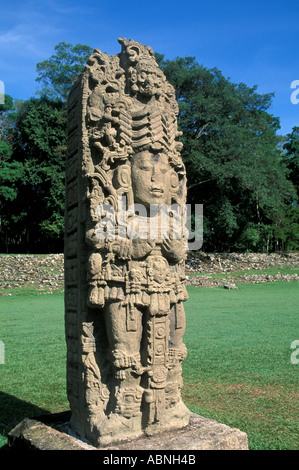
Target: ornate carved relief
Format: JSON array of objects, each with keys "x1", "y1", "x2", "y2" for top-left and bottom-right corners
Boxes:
[{"x1": 65, "y1": 38, "x2": 190, "y2": 447}]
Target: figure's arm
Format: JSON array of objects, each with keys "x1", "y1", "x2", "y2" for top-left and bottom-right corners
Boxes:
[
  {"x1": 131, "y1": 239, "x2": 155, "y2": 259},
  {"x1": 109, "y1": 238, "x2": 155, "y2": 260},
  {"x1": 161, "y1": 238, "x2": 187, "y2": 263}
]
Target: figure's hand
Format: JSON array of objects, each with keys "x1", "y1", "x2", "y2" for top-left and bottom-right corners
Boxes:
[
  {"x1": 110, "y1": 239, "x2": 132, "y2": 259},
  {"x1": 131, "y1": 239, "x2": 155, "y2": 259},
  {"x1": 161, "y1": 238, "x2": 187, "y2": 263}
]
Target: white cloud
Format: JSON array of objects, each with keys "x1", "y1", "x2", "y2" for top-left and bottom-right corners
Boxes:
[
  {"x1": 0, "y1": 0, "x2": 69, "y2": 60},
  {"x1": 0, "y1": 23, "x2": 64, "y2": 59}
]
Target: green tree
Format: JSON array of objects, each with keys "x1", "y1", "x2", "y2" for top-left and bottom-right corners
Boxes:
[
  {"x1": 0, "y1": 95, "x2": 24, "y2": 251},
  {"x1": 36, "y1": 42, "x2": 93, "y2": 101},
  {"x1": 0, "y1": 94, "x2": 17, "y2": 142},
  {"x1": 2, "y1": 44, "x2": 296, "y2": 253},
  {"x1": 0, "y1": 141, "x2": 23, "y2": 202},
  {"x1": 158, "y1": 56, "x2": 294, "y2": 251},
  {"x1": 283, "y1": 126, "x2": 299, "y2": 201},
  {"x1": 7, "y1": 97, "x2": 67, "y2": 252},
  {"x1": 0, "y1": 40, "x2": 93, "y2": 252}
]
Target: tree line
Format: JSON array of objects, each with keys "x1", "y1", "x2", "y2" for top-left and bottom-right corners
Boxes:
[{"x1": 0, "y1": 42, "x2": 298, "y2": 253}]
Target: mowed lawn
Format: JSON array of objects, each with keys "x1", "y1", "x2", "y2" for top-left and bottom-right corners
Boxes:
[
  {"x1": 183, "y1": 283, "x2": 299, "y2": 450},
  {"x1": 0, "y1": 282, "x2": 298, "y2": 450}
]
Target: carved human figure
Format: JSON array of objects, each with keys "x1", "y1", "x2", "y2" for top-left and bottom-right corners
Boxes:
[
  {"x1": 94, "y1": 149, "x2": 188, "y2": 433},
  {"x1": 65, "y1": 38, "x2": 190, "y2": 447}
]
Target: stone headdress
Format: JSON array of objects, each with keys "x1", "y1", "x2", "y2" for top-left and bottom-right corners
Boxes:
[{"x1": 80, "y1": 38, "x2": 186, "y2": 210}]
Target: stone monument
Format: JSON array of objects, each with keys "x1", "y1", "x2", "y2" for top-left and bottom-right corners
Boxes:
[
  {"x1": 6, "y1": 38, "x2": 248, "y2": 452},
  {"x1": 64, "y1": 38, "x2": 190, "y2": 447}
]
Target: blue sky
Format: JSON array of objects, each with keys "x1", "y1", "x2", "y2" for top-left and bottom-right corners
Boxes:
[{"x1": 1, "y1": 0, "x2": 298, "y2": 135}]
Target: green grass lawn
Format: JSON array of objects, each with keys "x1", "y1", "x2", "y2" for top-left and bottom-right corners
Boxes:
[
  {"x1": 0, "y1": 294, "x2": 68, "y2": 447},
  {"x1": 182, "y1": 283, "x2": 299, "y2": 450},
  {"x1": 0, "y1": 282, "x2": 298, "y2": 450}
]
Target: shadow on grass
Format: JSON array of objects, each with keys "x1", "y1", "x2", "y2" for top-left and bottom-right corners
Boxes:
[
  {"x1": 0, "y1": 391, "x2": 51, "y2": 436},
  {"x1": 0, "y1": 392, "x2": 71, "y2": 450}
]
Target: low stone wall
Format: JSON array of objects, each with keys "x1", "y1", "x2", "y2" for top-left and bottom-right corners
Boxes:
[
  {"x1": 0, "y1": 254, "x2": 64, "y2": 294},
  {"x1": 186, "y1": 251, "x2": 299, "y2": 273},
  {"x1": 186, "y1": 251, "x2": 299, "y2": 287},
  {"x1": 0, "y1": 252, "x2": 298, "y2": 294}
]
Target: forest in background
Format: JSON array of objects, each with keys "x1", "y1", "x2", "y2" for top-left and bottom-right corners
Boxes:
[{"x1": 0, "y1": 42, "x2": 298, "y2": 253}]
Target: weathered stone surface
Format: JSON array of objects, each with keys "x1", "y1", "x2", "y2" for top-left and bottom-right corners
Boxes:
[
  {"x1": 103, "y1": 413, "x2": 249, "y2": 450},
  {"x1": 8, "y1": 418, "x2": 95, "y2": 450},
  {"x1": 223, "y1": 283, "x2": 238, "y2": 290},
  {"x1": 64, "y1": 38, "x2": 189, "y2": 447},
  {"x1": 8, "y1": 413, "x2": 248, "y2": 450}
]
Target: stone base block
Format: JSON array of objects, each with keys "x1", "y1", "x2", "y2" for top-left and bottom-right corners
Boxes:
[{"x1": 7, "y1": 412, "x2": 248, "y2": 451}]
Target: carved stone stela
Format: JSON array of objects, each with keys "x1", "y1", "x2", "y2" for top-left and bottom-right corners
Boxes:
[{"x1": 65, "y1": 38, "x2": 190, "y2": 447}]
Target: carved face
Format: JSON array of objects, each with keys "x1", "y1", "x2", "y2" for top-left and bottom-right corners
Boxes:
[
  {"x1": 131, "y1": 151, "x2": 171, "y2": 208},
  {"x1": 129, "y1": 64, "x2": 163, "y2": 98},
  {"x1": 137, "y1": 69, "x2": 162, "y2": 97}
]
